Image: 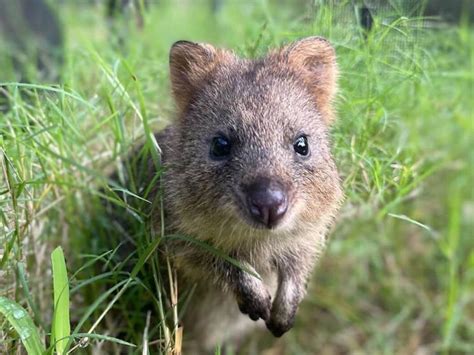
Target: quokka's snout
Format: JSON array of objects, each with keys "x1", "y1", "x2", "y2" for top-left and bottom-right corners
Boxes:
[{"x1": 241, "y1": 176, "x2": 290, "y2": 229}]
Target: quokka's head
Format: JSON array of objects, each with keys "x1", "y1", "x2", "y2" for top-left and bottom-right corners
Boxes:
[{"x1": 165, "y1": 37, "x2": 343, "y2": 238}]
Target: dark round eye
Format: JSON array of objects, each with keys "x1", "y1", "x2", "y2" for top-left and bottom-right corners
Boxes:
[
  {"x1": 210, "y1": 135, "x2": 231, "y2": 160},
  {"x1": 293, "y1": 135, "x2": 309, "y2": 156}
]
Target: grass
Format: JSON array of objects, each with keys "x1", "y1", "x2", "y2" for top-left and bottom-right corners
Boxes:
[{"x1": 1, "y1": 0, "x2": 473, "y2": 353}]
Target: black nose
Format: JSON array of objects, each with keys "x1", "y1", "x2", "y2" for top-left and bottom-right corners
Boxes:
[{"x1": 245, "y1": 178, "x2": 288, "y2": 228}]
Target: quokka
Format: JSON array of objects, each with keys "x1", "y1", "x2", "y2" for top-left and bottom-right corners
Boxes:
[{"x1": 110, "y1": 36, "x2": 343, "y2": 353}]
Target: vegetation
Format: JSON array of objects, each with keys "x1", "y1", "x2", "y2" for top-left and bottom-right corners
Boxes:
[{"x1": 1, "y1": 1, "x2": 472, "y2": 353}]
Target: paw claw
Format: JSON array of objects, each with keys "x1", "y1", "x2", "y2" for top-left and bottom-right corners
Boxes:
[
  {"x1": 266, "y1": 320, "x2": 289, "y2": 337},
  {"x1": 237, "y1": 289, "x2": 272, "y2": 322},
  {"x1": 266, "y1": 311, "x2": 296, "y2": 337}
]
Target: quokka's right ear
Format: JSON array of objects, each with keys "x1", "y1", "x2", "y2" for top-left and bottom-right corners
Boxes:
[{"x1": 169, "y1": 41, "x2": 233, "y2": 113}]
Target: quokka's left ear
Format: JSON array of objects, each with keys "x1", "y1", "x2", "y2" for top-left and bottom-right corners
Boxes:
[{"x1": 277, "y1": 36, "x2": 338, "y2": 125}]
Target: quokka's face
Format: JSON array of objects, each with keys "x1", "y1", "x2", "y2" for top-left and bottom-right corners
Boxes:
[{"x1": 167, "y1": 38, "x2": 342, "y2": 235}]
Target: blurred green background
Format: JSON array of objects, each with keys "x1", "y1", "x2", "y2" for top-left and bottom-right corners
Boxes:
[{"x1": 0, "y1": 0, "x2": 473, "y2": 354}]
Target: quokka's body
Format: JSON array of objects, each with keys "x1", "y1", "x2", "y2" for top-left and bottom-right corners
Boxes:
[{"x1": 122, "y1": 37, "x2": 343, "y2": 352}]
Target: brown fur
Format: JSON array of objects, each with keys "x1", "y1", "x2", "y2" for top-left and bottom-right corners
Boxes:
[{"x1": 136, "y1": 37, "x2": 342, "y2": 352}]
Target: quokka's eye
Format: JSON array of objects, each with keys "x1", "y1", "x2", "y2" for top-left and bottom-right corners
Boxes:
[
  {"x1": 210, "y1": 135, "x2": 232, "y2": 160},
  {"x1": 293, "y1": 135, "x2": 309, "y2": 156}
]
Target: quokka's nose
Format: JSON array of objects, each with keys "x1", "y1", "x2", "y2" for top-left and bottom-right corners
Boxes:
[{"x1": 245, "y1": 178, "x2": 288, "y2": 228}]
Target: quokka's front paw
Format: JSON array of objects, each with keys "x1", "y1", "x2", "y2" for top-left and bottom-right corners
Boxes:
[
  {"x1": 265, "y1": 314, "x2": 295, "y2": 337},
  {"x1": 236, "y1": 286, "x2": 272, "y2": 322},
  {"x1": 265, "y1": 304, "x2": 297, "y2": 337}
]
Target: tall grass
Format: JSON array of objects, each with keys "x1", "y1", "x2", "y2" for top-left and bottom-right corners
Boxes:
[{"x1": 1, "y1": 1, "x2": 472, "y2": 353}]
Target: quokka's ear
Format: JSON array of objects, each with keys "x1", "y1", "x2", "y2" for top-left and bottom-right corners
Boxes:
[
  {"x1": 169, "y1": 41, "x2": 233, "y2": 113},
  {"x1": 278, "y1": 36, "x2": 338, "y2": 124}
]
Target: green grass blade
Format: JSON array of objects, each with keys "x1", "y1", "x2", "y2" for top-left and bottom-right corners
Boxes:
[
  {"x1": 70, "y1": 333, "x2": 136, "y2": 348},
  {"x1": 0, "y1": 296, "x2": 45, "y2": 355},
  {"x1": 16, "y1": 263, "x2": 44, "y2": 329},
  {"x1": 72, "y1": 278, "x2": 131, "y2": 335},
  {"x1": 163, "y1": 234, "x2": 262, "y2": 280},
  {"x1": 51, "y1": 246, "x2": 71, "y2": 355}
]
